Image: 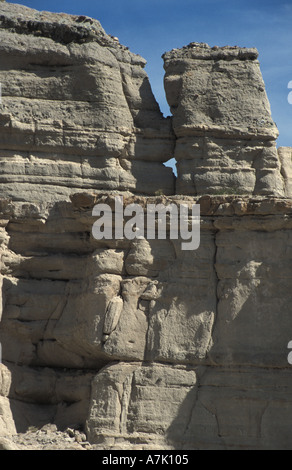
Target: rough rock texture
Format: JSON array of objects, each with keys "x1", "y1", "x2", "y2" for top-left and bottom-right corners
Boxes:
[
  {"x1": 278, "y1": 147, "x2": 292, "y2": 197},
  {"x1": 0, "y1": 2, "x2": 174, "y2": 202},
  {"x1": 1, "y1": 2, "x2": 292, "y2": 451},
  {"x1": 1, "y1": 194, "x2": 292, "y2": 450},
  {"x1": 163, "y1": 43, "x2": 286, "y2": 197}
]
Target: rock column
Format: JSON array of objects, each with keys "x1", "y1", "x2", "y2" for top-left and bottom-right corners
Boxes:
[{"x1": 163, "y1": 43, "x2": 285, "y2": 196}]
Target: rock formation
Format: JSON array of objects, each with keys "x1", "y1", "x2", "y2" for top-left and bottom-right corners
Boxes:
[
  {"x1": 0, "y1": 2, "x2": 292, "y2": 450},
  {"x1": 0, "y1": 1, "x2": 174, "y2": 202},
  {"x1": 163, "y1": 43, "x2": 287, "y2": 197}
]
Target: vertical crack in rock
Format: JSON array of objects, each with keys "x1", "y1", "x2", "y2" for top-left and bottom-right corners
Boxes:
[
  {"x1": 182, "y1": 373, "x2": 200, "y2": 440},
  {"x1": 206, "y1": 228, "x2": 219, "y2": 362},
  {"x1": 259, "y1": 401, "x2": 270, "y2": 439},
  {"x1": 118, "y1": 370, "x2": 135, "y2": 435},
  {"x1": 42, "y1": 295, "x2": 69, "y2": 342}
]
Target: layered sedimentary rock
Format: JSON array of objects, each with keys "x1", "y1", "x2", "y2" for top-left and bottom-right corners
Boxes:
[
  {"x1": 0, "y1": 2, "x2": 174, "y2": 202},
  {"x1": 1, "y1": 2, "x2": 292, "y2": 451},
  {"x1": 163, "y1": 43, "x2": 287, "y2": 197},
  {"x1": 1, "y1": 194, "x2": 292, "y2": 449}
]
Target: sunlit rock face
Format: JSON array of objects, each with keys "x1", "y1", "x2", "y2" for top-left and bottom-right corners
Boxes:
[
  {"x1": 1, "y1": 2, "x2": 292, "y2": 451},
  {"x1": 163, "y1": 43, "x2": 286, "y2": 198},
  {"x1": 0, "y1": 2, "x2": 175, "y2": 202}
]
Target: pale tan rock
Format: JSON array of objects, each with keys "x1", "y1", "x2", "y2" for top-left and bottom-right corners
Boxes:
[
  {"x1": 0, "y1": 3, "x2": 175, "y2": 202},
  {"x1": 164, "y1": 44, "x2": 277, "y2": 137},
  {"x1": 103, "y1": 296, "x2": 124, "y2": 335},
  {"x1": 125, "y1": 238, "x2": 175, "y2": 276},
  {"x1": 86, "y1": 362, "x2": 292, "y2": 450},
  {"x1": 210, "y1": 229, "x2": 292, "y2": 367},
  {"x1": 0, "y1": 364, "x2": 11, "y2": 397},
  {"x1": 0, "y1": 1, "x2": 292, "y2": 452},
  {"x1": 0, "y1": 397, "x2": 17, "y2": 437},
  {"x1": 0, "y1": 437, "x2": 19, "y2": 450},
  {"x1": 278, "y1": 147, "x2": 292, "y2": 197},
  {"x1": 86, "y1": 362, "x2": 198, "y2": 446},
  {"x1": 1, "y1": 193, "x2": 292, "y2": 449},
  {"x1": 163, "y1": 43, "x2": 285, "y2": 196}
]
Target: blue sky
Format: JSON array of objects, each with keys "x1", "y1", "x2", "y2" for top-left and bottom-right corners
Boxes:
[{"x1": 10, "y1": 0, "x2": 292, "y2": 149}]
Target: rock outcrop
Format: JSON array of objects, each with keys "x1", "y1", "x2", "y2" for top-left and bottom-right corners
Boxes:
[
  {"x1": 163, "y1": 43, "x2": 287, "y2": 197},
  {"x1": 0, "y1": 2, "x2": 292, "y2": 450},
  {"x1": 0, "y1": 2, "x2": 174, "y2": 202}
]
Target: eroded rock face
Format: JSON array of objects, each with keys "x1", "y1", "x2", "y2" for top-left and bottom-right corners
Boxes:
[
  {"x1": 278, "y1": 147, "x2": 292, "y2": 197},
  {"x1": 0, "y1": 2, "x2": 174, "y2": 202},
  {"x1": 1, "y1": 194, "x2": 292, "y2": 449},
  {"x1": 163, "y1": 43, "x2": 285, "y2": 197},
  {"x1": 1, "y1": 1, "x2": 292, "y2": 451}
]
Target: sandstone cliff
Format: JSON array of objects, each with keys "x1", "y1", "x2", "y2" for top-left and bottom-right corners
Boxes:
[
  {"x1": 0, "y1": 2, "x2": 292, "y2": 450},
  {"x1": 0, "y1": 1, "x2": 174, "y2": 202}
]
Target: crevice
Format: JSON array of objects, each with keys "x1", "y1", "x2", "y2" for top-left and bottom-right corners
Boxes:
[
  {"x1": 182, "y1": 366, "x2": 207, "y2": 439},
  {"x1": 118, "y1": 371, "x2": 135, "y2": 435},
  {"x1": 206, "y1": 228, "x2": 220, "y2": 362}
]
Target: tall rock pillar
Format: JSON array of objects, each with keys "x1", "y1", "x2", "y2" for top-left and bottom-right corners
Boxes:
[{"x1": 163, "y1": 43, "x2": 285, "y2": 196}]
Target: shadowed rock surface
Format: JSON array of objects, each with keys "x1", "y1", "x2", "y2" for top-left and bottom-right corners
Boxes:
[{"x1": 0, "y1": 2, "x2": 292, "y2": 450}]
